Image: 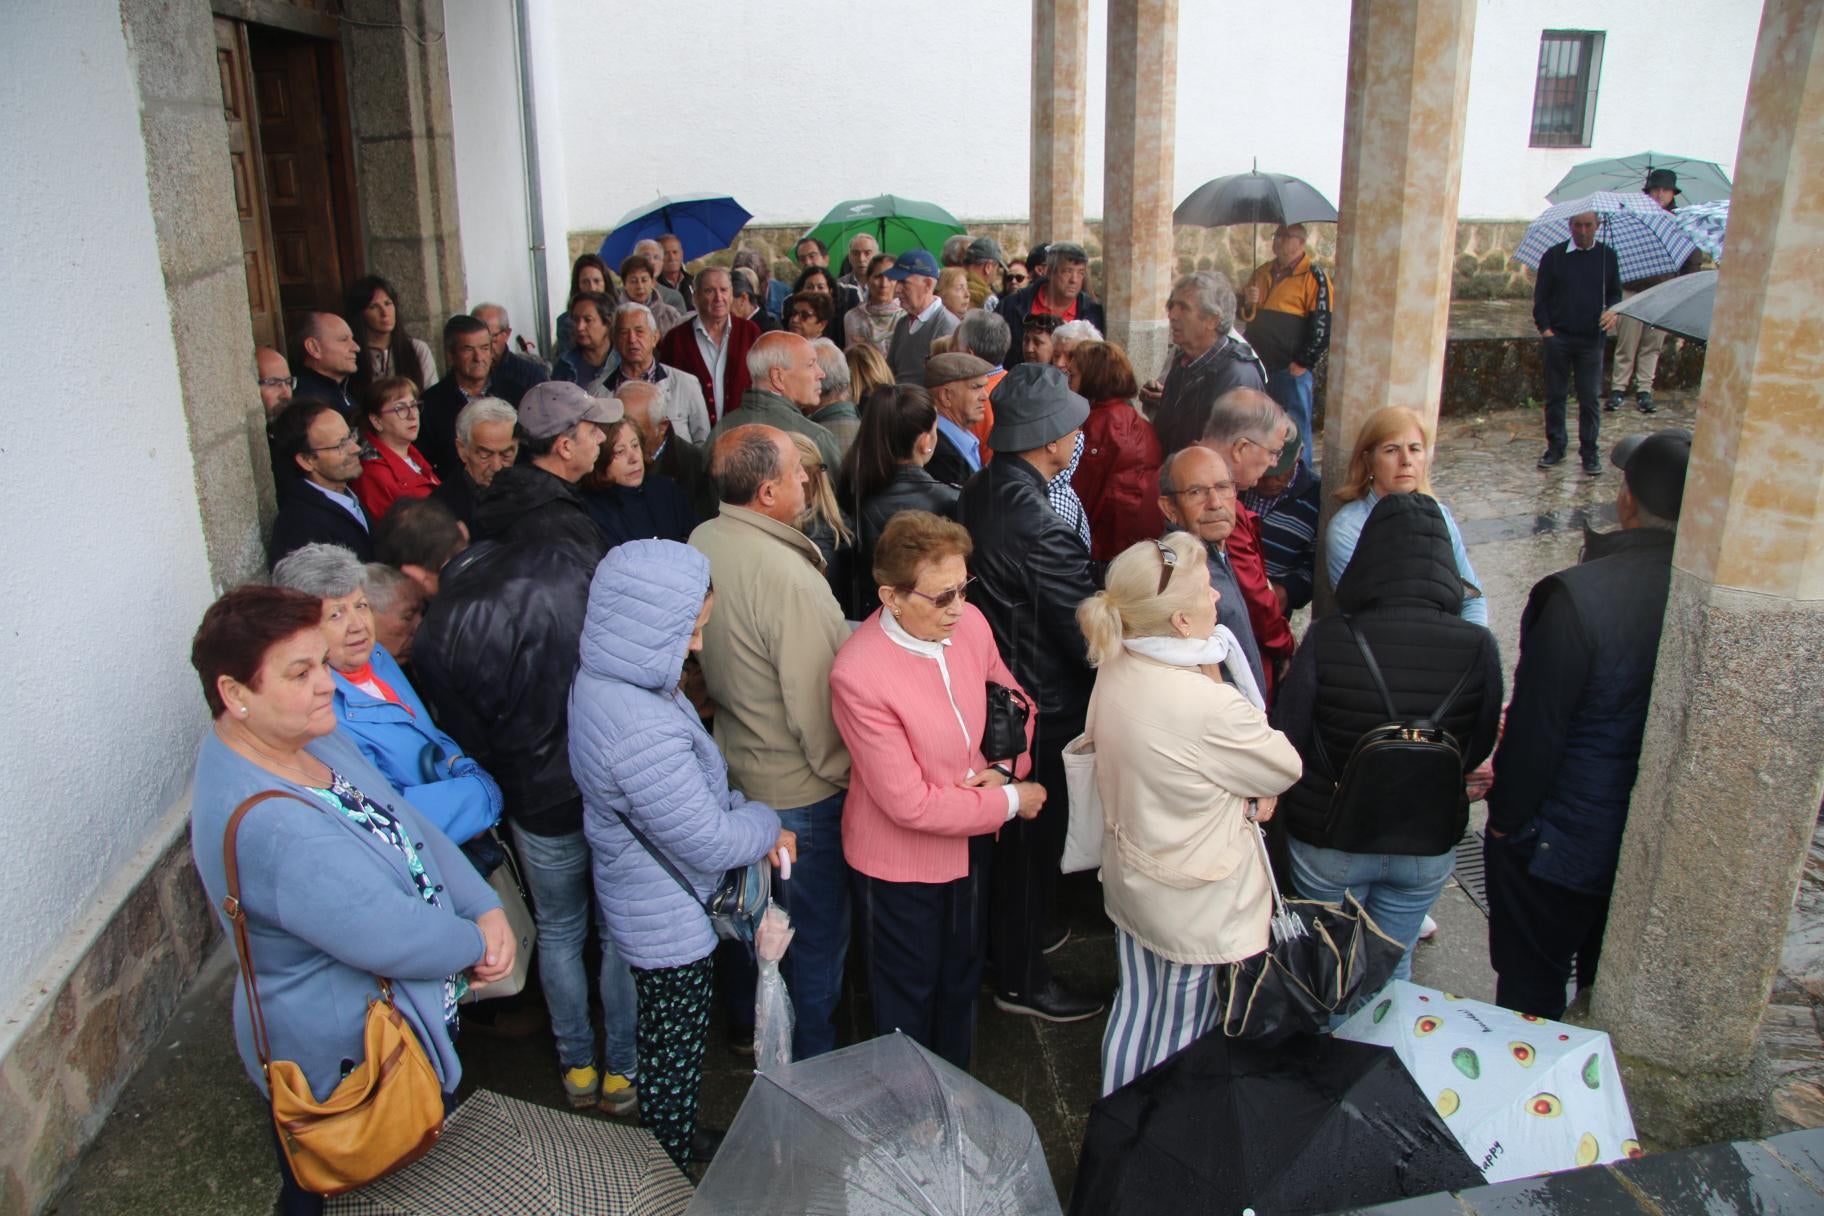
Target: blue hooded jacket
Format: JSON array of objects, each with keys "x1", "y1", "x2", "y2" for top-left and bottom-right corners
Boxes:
[
  {"x1": 331, "y1": 643, "x2": 503, "y2": 847},
  {"x1": 570, "y1": 540, "x2": 781, "y2": 969}
]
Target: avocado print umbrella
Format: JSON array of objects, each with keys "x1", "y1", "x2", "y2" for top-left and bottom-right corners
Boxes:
[
  {"x1": 799, "y1": 195, "x2": 967, "y2": 261},
  {"x1": 1336, "y1": 980, "x2": 1640, "y2": 1183}
]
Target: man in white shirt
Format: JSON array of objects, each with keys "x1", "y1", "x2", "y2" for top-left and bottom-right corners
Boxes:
[{"x1": 885, "y1": 249, "x2": 961, "y2": 385}]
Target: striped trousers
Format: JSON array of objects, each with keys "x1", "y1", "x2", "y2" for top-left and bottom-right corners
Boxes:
[{"x1": 1099, "y1": 928, "x2": 1226, "y2": 1096}]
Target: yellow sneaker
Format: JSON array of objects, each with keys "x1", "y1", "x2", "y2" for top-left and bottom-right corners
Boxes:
[
  {"x1": 598, "y1": 1072, "x2": 639, "y2": 1117},
  {"x1": 562, "y1": 1065, "x2": 599, "y2": 1108}
]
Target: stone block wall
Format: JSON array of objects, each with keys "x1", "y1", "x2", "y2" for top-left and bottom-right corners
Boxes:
[
  {"x1": 566, "y1": 217, "x2": 1536, "y2": 301},
  {"x1": 0, "y1": 836, "x2": 218, "y2": 1213}
]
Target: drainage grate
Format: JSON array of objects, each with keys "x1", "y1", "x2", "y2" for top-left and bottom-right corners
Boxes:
[{"x1": 1453, "y1": 829, "x2": 1489, "y2": 917}]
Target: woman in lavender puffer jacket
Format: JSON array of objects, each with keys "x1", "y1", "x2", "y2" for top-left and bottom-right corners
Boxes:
[{"x1": 569, "y1": 539, "x2": 793, "y2": 1169}]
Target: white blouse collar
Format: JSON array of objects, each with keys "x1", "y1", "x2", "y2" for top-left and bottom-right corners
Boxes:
[{"x1": 879, "y1": 607, "x2": 950, "y2": 657}]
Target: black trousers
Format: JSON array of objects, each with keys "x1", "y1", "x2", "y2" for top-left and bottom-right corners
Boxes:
[
  {"x1": 852, "y1": 839, "x2": 991, "y2": 1069},
  {"x1": 1484, "y1": 832, "x2": 1612, "y2": 1018},
  {"x1": 989, "y1": 713, "x2": 1080, "y2": 998},
  {"x1": 1541, "y1": 332, "x2": 1605, "y2": 461}
]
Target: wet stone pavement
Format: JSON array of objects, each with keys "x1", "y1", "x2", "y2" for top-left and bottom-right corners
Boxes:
[{"x1": 52, "y1": 390, "x2": 1774, "y2": 1214}]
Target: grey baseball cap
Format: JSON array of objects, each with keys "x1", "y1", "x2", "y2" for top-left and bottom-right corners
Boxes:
[{"x1": 516, "y1": 382, "x2": 623, "y2": 440}]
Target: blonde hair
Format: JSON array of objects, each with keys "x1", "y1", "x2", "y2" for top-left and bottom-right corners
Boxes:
[
  {"x1": 789, "y1": 432, "x2": 854, "y2": 547},
  {"x1": 1335, "y1": 405, "x2": 1434, "y2": 503},
  {"x1": 928, "y1": 334, "x2": 955, "y2": 356},
  {"x1": 1076, "y1": 532, "x2": 1208, "y2": 666},
  {"x1": 846, "y1": 342, "x2": 894, "y2": 406}
]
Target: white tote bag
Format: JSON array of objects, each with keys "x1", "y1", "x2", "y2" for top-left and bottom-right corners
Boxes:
[{"x1": 1059, "y1": 731, "x2": 1104, "y2": 873}]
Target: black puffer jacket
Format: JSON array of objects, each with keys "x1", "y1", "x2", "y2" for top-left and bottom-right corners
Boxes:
[
  {"x1": 411, "y1": 537, "x2": 598, "y2": 836},
  {"x1": 1271, "y1": 493, "x2": 1504, "y2": 851},
  {"x1": 474, "y1": 464, "x2": 608, "y2": 565},
  {"x1": 956, "y1": 454, "x2": 1096, "y2": 723}
]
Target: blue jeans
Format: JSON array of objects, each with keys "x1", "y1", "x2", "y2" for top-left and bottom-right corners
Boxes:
[
  {"x1": 723, "y1": 791, "x2": 851, "y2": 1059},
  {"x1": 1267, "y1": 365, "x2": 1314, "y2": 465},
  {"x1": 509, "y1": 823, "x2": 638, "y2": 1077},
  {"x1": 1287, "y1": 836, "x2": 1454, "y2": 985}
]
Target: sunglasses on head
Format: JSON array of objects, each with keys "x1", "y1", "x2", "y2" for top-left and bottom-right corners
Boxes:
[{"x1": 1154, "y1": 540, "x2": 1177, "y2": 596}]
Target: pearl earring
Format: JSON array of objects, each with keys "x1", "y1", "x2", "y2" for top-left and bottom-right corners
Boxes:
[{"x1": 238, "y1": 706, "x2": 248, "y2": 715}]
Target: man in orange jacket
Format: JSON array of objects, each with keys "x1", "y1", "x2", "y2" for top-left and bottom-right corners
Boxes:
[{"x1": 1238, "y1": 225, "x2": 1330, "y2": 465}]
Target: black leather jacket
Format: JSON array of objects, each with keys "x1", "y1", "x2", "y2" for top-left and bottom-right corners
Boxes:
[
  {"x1": 956, "y1": 454, "x2": 1096, "y2": 722},
  {"x1": 474, "y1": 464, "x2": 608, "y2": 565},
  {"x1": 857, "y1": 465, "x2": 960, "y2": 568},
  {"x1": 411, "y1": 537, "x2": 598, "y2": 836}
]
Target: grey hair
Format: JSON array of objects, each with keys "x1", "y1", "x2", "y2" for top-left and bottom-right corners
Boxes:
[
  {"x1": 1157, "y1": 444, "x2": 1228, "y2": 496},
  {"x1": 612, "y1": 301, "x2": 657, "y2": 333},
  {"x1": 731, "y1": 249, "x2": 768, "y2": 280},
  {"x1": 1053, "y1": 319, "x2": 1103, "y2": 345},
  {"x1": 455, "y1": 396, "x2": 516, "y2": 446},
  {"x1": 1047, "y1": 242, "x2": 1089, "y2": 276},
  {"x1": 1171, "y1": 270, "x2": 1236, "y2": 327},
  {"x1": 471, "y1": 301, "x2": 509, "y2": 326},
  {"x1": 711, "y1": 425, "x2": 786, "y2": 504},
  {"x1": 955, "y1": 309, "x2": 1011, "y2": 365},
  {"x1": 612, "y1": 379, "x2": 661, "y2": 408},
  {"x1": 746, "y1": 333, "x2": 799, "y2": 383},
  {"x1": 362, "y1": 562, "x2": 411, "y2": 612},
  {"x1": 810, "y1": 338, "x2": 849, "y2": 395},
  {"x1": 271, "y1": 543, "x2": 366, "y2": 599},
  {"x1": 693, "y1": 265, "x2": 732, "y2": 295},
  {"x1": 1201, "y1": 387, "x2": 1286, "y2": 448},
  {"x1": 941, "y1": 234, "x2": 973, "y2": 266}
]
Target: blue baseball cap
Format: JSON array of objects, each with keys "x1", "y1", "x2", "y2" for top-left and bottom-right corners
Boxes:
[{"x1": 884, "y1": 249, "x2": 940, "y2": 280}]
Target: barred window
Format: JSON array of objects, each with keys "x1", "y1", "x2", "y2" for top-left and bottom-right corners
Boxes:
[{"x1": 1529, "y1": 31, "x2": 1605, "y2": 148}]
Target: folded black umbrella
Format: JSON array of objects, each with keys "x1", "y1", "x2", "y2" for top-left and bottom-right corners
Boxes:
[{"x1": 1070, "y1": 1031, "x2": 1483, "y2": 1216}]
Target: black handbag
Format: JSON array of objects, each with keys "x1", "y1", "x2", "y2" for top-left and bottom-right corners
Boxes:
[
  {"x1": 981, "y1": 681, "x2": 1035, "y2": 765},
  {"x1": 610, "y1": 809, "x2": 771, "y2": 944}
]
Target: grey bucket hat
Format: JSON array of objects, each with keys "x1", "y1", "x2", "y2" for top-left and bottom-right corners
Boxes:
[{"x1": 988, "y1": 363, "x2": 1089, "y2": 451}]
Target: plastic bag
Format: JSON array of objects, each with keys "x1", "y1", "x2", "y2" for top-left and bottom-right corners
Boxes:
[{"x1": 753, "y1": 900, "x2": 796, "y2": 1074}]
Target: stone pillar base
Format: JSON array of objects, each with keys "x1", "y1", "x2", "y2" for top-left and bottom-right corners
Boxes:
[{"x1": 1612, "y1": 1047, "x2": 1773, "y2": 1148}]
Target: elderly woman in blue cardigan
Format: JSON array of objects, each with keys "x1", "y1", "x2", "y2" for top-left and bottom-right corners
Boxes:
[
  {"x1": 188, "y1": 584, "x2": 514, "y2": 1215},
  {"x1": 271, "y1": 544, "x2": 502, "y2": 860},
  {"x1": 570, "y1": 540, "x2": 794, "y2": 1170}
]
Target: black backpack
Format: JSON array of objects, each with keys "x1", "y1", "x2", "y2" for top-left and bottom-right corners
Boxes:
[{"x1": 1312, "y1": 617, "x2": 1477, "y2": 856}]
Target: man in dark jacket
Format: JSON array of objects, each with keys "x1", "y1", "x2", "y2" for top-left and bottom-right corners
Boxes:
[
  {"x1": 1151, "y1": 271, "x2": 1268, "y2": 455},
  {"x1": 474, "y1": 382, "x2": 617, "y2": 563},
  {"x1": 999, "y1": 242, "x2": 1107, "y2": 367},
  {"x1": 1485, "y1": 430, "x2": 1691, "y2": 1017},
  {"x1": 412, "y1": 530, "x2": 639, "y2": 1111},
  {"x1": 1533, "y1": 211, "x2": 1623, "y2": 474},
  {"x1": 290, "y1": 310, "x2": 362, "y2": 422},
  {"x1": 957, "y1": 363, "x2": 1104, "y2": 1024},
  {"x1": 1271, "y1": 493, "x2": 1504, "y2": 979},
  {"x1": 267, "y1": 398, "x2": 373, "y2": 566},
  {"x1": 1157, "y1": 445, "x2": 1266, "y2": 694}
]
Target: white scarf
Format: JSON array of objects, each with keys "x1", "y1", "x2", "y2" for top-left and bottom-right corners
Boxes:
[{"x1": 1123, "y1": 626, "x2": 1264, "y2": 710}]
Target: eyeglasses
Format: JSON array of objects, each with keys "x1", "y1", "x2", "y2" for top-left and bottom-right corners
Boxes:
[
  {"x1": 900, "y1": 576, "x2": 975, "y2": 610},
  {"x1": 1154, "y1": 540, "x2": 1177, "y2": 596},
  {"x1": 1238, "y1": 435, "x2": 1285, "y2": 462},
  {"x1": 310, "y1": 433, "x2": 361, "y2": 454},
  {"x1": 259, "y1": 376, "x2": 297, "y2": 390},
  {"x1": 1168, "y1": 480, "x2": 1238, "y2": 502},
  {"x1": 380, "y1": 400, "x2": 423, "y2": 417}
]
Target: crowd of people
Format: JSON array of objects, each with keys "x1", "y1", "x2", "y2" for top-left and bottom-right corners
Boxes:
[{"x1": 201, "y1": 222, "x2": 1694, "y2": 1208}]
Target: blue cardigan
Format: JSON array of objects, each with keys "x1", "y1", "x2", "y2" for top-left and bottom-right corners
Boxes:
[
  {"x1": 189, "y1": 729, "x2": 500, "y2": 1100},
  {"x1": 331, "y1": 644, "x2": 502, "y2": 845}
]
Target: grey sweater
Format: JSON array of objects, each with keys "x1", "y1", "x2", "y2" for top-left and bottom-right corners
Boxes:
[{"x1": 887, "y1": 304, "x2": 961, "y2": 384}]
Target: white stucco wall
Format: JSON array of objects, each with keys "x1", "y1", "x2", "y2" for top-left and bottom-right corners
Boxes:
[
  {"x1": 531, "y1": 0, "x2": 1755, "y2": 233},
  {"x1": 0, "y1": 1, "x2": 215, "y2": 1037}
]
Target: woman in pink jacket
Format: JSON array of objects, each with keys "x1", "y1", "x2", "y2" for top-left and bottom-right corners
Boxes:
[{"x1": 831, "y1": 511, "x2": 1044, "y2": 1068}]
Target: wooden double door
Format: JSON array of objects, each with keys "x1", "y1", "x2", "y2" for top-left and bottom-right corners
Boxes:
[{"x1": 215, "y1": 14, "x2": 361, "y2": 355}]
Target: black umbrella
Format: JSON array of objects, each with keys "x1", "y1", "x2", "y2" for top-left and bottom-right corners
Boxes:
[
  {"x1": 1174, "y1": 164, "x2": 1340, "y2": 273},
  {"x1": 1070, "y1": 1031, "x2": 1483, "y2": 1216}
]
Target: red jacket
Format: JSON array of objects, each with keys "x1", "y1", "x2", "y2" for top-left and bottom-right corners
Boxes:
[
  {"x1": 353, "y1": 438, "x2": 440, "y2": 522},
  {"x1": 1228, "y1": 505, "x2": 1295, "y2": 691},
  {"x1": 656, "y1": 315, "x2": 760, "y2": 425},
  {"x1": 1073, "y1": 397, "x2": 1165, "y2": 562}
]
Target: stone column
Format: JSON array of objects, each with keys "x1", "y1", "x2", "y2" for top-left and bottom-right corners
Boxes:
[
  {"x1": 1321, "y1": 0, "x2": 1476, "y2": 475},
  {"x1": 1590, "y1": 0, "x2": 1824, "y2": 1145},
  {"x1": 1101, "y1": 0, "x2": 1178, "y2": 383},
  {"x1": 342, "y1": 0, "x2": 466, "y2": 367},
  {"x1": 1030, "y1": 0, "x2": 1089, "y2": 248}
]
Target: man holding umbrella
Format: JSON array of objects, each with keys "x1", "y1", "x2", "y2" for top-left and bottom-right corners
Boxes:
[
  {"x1": 1237, "y1": 225, "x2": 1330, "y2": 463},
  {"x1": 1532, "y1": 212, "x2": 1622, "y2": 475},
  {"x1": 1608, "y1": 169, "x2": 1702, "y2": 416}
]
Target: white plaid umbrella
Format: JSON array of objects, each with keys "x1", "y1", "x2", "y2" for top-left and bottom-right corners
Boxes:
[
  {"x1": 1671, "y1": 198, "x2": 1728, "y2": 262},
  {"x1": 1513, "y1": 192, "x2": 1700, "y2": 283}
]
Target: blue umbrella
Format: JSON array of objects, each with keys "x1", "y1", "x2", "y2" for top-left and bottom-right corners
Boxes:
[
  {"x1": 1671, "y1": 199, "x2": 1728, "y2": 262},
  {"x1": 597, "y1": 193, "x2": 751, "y2": 267},
  {"x1": 1513, "y1": 192, "x2": 1699, "y2": 283}
]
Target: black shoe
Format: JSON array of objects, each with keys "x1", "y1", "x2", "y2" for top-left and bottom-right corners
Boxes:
[
  {"x1": 1041, "y1": 925, "x2": 1072, "y2": 955},
  {"x1": 1604, "y1": 393, "x2": 1623, "y2": 413},
  {"x1": 687, "y1": 1126, "x2": 726, "y2": 1163},
  {"x1": 1637, "y1": 392, "x2": 1657, "y2": 414},
  {"x1": 1537, "y1": 450, "x2": 1565, "y2": 469},
  {"x1": 993, "y1": 979, "x2": 1105, "y2": 1023},
  {"x1": 727, "y1": 1026, "x2": 755, "y2": 1057},
  {"x1": 1582, "y1": 456, "x2": 1603, "y2": 475}
]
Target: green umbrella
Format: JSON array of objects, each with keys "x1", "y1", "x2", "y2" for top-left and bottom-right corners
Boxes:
[
  {"x1": 798, "y1": 195, "x2": 966, "y2": 263},
  {"x1": 1546, "y1": 151, "x2": 1731, "y2": 204}
]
